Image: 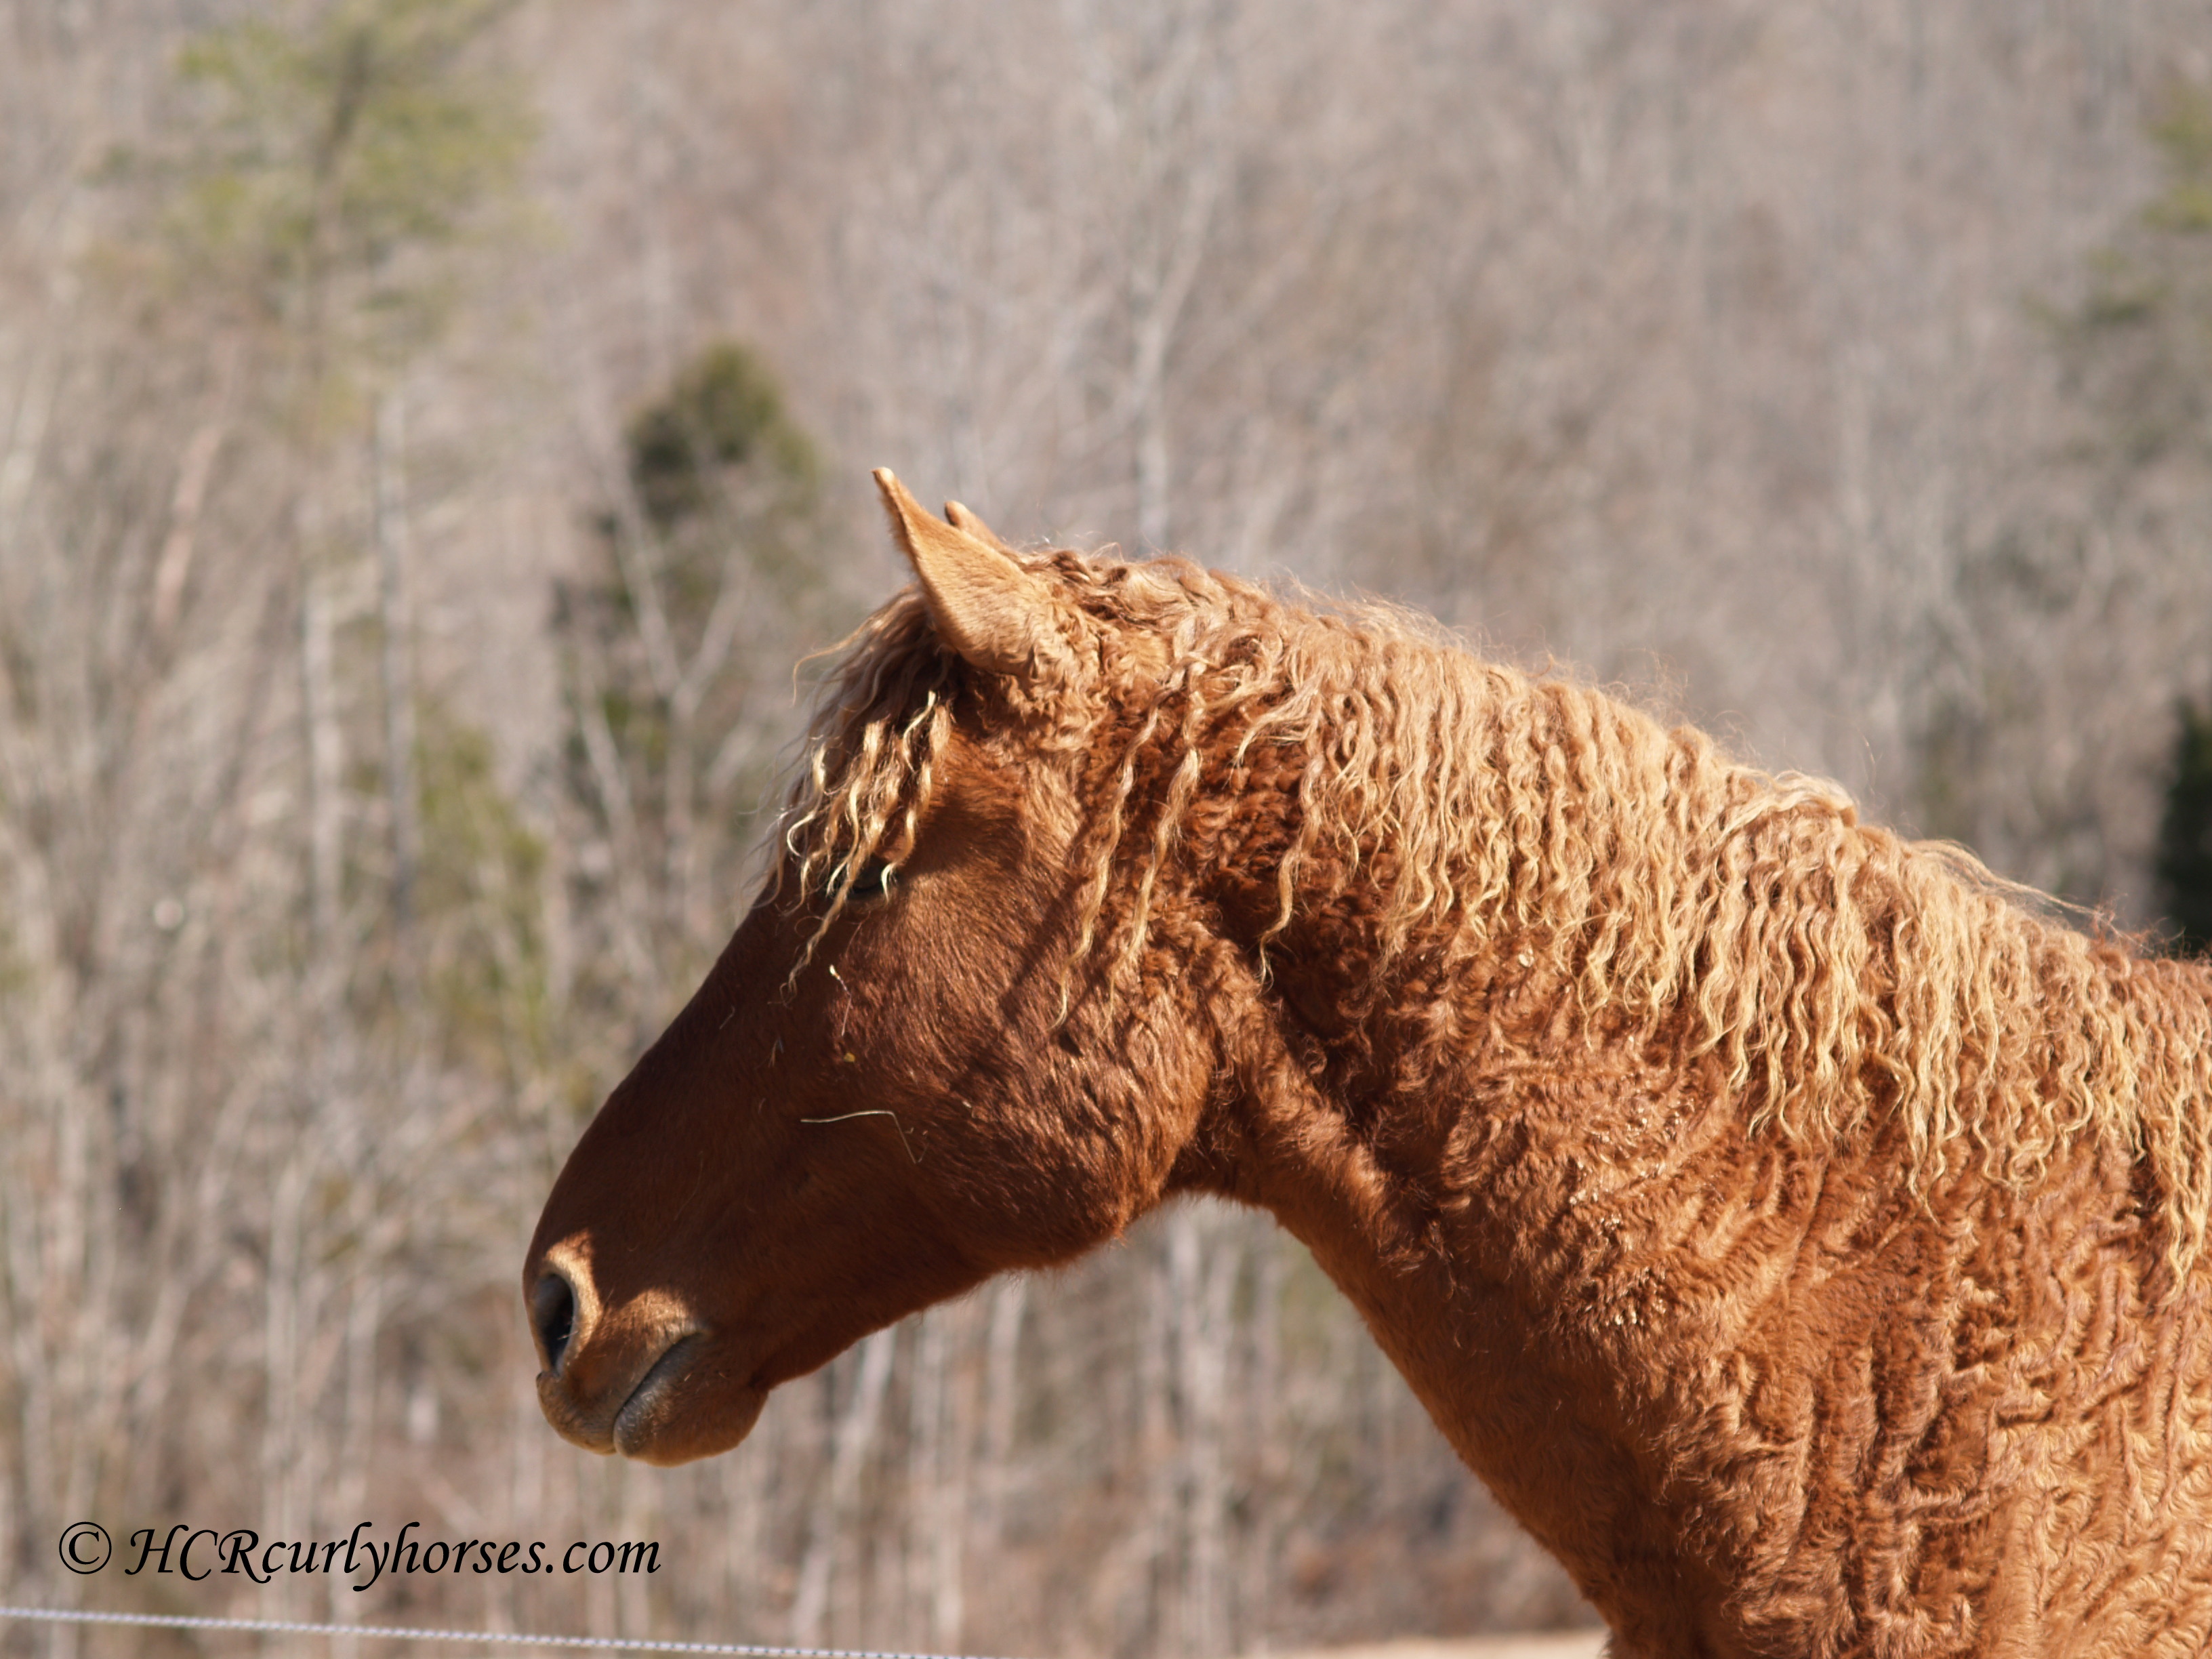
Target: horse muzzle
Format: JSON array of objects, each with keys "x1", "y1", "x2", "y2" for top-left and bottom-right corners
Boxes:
[{"x1": 527, "y1": 1251, "x2": 763, "y2": 1465}]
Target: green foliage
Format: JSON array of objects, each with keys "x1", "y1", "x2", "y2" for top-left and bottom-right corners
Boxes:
[
  {"x1": 172, "y1": 0, "x2": 531, "y2": 365},
  {"x1": 626, "y1": 342, "x2": 820, "y2": 533},
  {"x1": 2147, "y1": 86, "x2": 2212, "y2": 233},
  {"x1": 2049, "y1": 76, "x2": 2212, "y2": 470},
  {"x1": 2158, "y1": 704, "x2": 2212, "y2": 955},
  {"x1": 556, "y1": 341, "x2": 846, "y2": 1000},
  {"x1": 2030, "y1": 75, "x2": 2212, "y2": 933},
  {"x1": 0, "y1": 916, "x2": 28, "y2": 1005},
  {"x1": 413, "y1": 704, "x2": 550, "y2": 1076}
]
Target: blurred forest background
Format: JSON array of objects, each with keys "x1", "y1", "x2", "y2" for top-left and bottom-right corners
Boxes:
[{"x1": 7, "y1": 1, "x2": 2212, "y2": 1656}]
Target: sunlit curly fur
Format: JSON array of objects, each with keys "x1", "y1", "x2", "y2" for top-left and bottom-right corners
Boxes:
[{"x1": 782, "y1": 544, "x2": 2212, "y2": 1276}]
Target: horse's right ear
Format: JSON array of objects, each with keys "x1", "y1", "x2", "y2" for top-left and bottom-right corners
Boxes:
[
  {"x1": 943, "y1": 499, "x2": 1015, "y2": 554},
  {"x1": 874, "y1": 469, "x2": 1060, "y2": 680}
]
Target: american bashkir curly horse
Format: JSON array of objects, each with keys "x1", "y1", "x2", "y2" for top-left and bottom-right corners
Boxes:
[{"x1": 527, "y1": 470, "x2": 2212, "y2": 1658}]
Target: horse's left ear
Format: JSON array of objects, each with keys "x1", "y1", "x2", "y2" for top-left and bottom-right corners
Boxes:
[{"x1": 874, "y1": 469, "x2": 1061, "y2": 679}]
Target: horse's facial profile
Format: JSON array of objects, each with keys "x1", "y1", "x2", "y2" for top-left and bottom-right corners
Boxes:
[{"x1": 524, "y1": 472, "x2": 1219, "y2": 1466}]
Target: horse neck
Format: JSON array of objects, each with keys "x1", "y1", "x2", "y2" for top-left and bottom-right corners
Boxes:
[
  {"x1": 1203, "y1": 884, "x2": 1771, "y2": 1314},
  {"x1": 1185, "y1": 872, "x2": 1874, "y2": 1635},
  {"x1": 1176, "y1": 680, "x2": 1814, "y2": 1393}
]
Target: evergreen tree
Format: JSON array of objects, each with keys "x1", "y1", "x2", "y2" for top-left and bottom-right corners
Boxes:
[
  {"x1": 2049, "y1": 77, "x2": 2212, "y2": 474},
  {"x1": 164, "y1": 0, "x2": 535, "y2": 1012},
  {"x1": 556, "y1": 341, "x2": 844, "y2": 1023},
  {"x1": 174, "y1": 0, "x2": 531, "y2": 373},
  {"x1": 2055, "y1": 77, "x2": 2212, "y2": 943},
  {"x1": 2157, "y1": 704, "x2": 2212, "y2": 954}
]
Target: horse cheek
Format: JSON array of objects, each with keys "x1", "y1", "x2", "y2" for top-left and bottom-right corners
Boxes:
[{"x1": 1053, "y1": 994, "x2": 1217, "y2": 1240}]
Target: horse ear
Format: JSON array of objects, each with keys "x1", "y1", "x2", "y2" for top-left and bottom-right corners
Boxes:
[
  {"x1": 873, "y1": 469, "x2": 1056, "y2": 679},
  {"x1": 943, "y1": 499, "x2": 1014, "y2": 554}
]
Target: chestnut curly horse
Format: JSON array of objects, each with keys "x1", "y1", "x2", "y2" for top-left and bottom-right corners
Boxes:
[{"x1": 527, "y1": 470, "x2": 2212, "y2": 1658}]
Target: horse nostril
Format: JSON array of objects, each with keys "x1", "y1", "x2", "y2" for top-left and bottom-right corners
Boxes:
[{"x1": 533, "y1": 1270, "x2": 578, "y2": 1374}]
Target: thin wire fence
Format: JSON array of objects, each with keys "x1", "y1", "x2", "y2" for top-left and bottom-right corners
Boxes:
[{"x1": 0, "y1": 1605, "x2": 1023, "y2": 1659}]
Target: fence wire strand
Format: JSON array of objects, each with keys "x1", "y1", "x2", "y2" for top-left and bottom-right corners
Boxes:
[{"x1": 0, "y1": 1605, "x2": 1023, "y2": 1659}]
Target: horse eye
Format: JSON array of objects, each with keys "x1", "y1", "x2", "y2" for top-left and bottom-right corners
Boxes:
[{"x1": 838, "y1": 857, "x2": 894, "y2": 903}]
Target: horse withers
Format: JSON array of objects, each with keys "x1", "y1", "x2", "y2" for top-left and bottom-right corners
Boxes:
[{"x1": 527, "y1": 470, "x2": 2212, "y2": 1657}]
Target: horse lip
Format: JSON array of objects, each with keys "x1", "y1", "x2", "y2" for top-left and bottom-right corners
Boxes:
[
  {"x1": 535, "y1": 1366, "x2": 619, "y2": 1455},
  {"x1": 611, "y1": 1330, "x2": 705, "y2": 1455}
]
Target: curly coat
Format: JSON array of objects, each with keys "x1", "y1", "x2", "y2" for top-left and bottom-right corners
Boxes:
[{"x1": 531, "y1": 478, "x2": 2212, "y2": 1658}]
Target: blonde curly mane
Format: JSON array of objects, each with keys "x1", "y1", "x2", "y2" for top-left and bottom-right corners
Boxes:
[{"x1": 783, "y1": 547, "x2": 2212, "y2": 1273}]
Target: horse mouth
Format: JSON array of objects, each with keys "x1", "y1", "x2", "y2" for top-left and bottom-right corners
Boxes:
[
  {"x1": 535, "y1": 1324, "x2": 700, "y2": 1454},
  {"x1": 534, "y1": 1316, "x2": 770, "y2": 1465},
  {"x1": 611, "y1": 1331, "x2": 705, "y2": 1455}
]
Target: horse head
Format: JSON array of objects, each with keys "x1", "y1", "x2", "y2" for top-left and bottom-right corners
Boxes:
[{"x1": 524, "y1": 471, "x2": 1232, "y2": 1465}]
